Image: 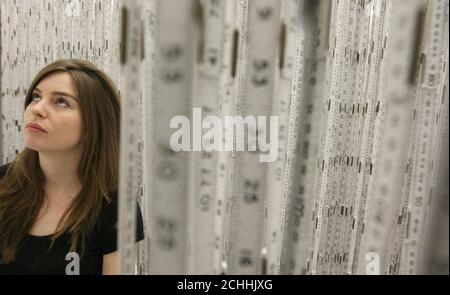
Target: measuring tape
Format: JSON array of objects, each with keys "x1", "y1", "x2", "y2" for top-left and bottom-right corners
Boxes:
[
  {"x1": 420, "y1": 43, "x2": 448, "y2": 273},
  {"x1": 95, "y1": 0, "x2": 104, "y2": 66},
  {"x1": 60, "y1": 0, "x2": 69, "y2": 58},
  {"x1": 186, "y1": 0, "x2": 225, "y2": 275},
  {"x1": 2, "y1": 0, "x2": 12, "y2": 162},
  {"x1": 279, "y1": 0, "x2": 332, "y2": 275},
  {"x1": 117, "y1": 0, "x2": 142, "y2": 275},
  {"x1": 267, "y1": 0, "x2": 323, "y2": 275},
  {"x1": 264, "y1": 0, "x2": 301, "y2": 275},
  {"x1": 209, "y1": 0, "x2": 238, "y2": 275},
  {"x1": 79, "y1": 0, "x2": 88, "y2": 61},
  {"x1": 400, "y1": 0, "x2": 448, "y2": 274},
  {"x1": 309, "y1": 0, "x2": 385, "y2": 274},
  {"x1": 1, "y1": 0, "x2": 23, "y2": 163},
  {"x1": 1, "y1": 0, "x2": 448, "y2": 275},
  {"x1": 386, "y1": 0, "x2": 445, "y2": 275},
  {"x1": 139, "y1": 0, "x2": 157, "y2": 275},
  {"x1": 225, "y1": 0, "x2": 281, "y2": 275},
  {"x1": 108, "y1": 0, "x2": 122, "y2": 86},
  {"x1": 340, "y1": 0, "x2": 386, "y2": 275},
  {"x1": 309, "y1": 0, "x2": 348, "y2": 274},
  {"x1": 146, "y1": 0, "x2": 199, "y2": 274},
  {"x1": 309, "y1": 0, "x2": 354, "y2": 274},
  {"x1": 330, "y1": 0, "x2": 364, "y2": 274},
  {"x1": 356, "y1": 0, "x2": 424, "y2": 274},
  {"x1": 345, "y1": 0, "x2": 387, "y2": 274}
]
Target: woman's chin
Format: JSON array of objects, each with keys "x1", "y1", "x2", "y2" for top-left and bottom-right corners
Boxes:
[{"x1": 24, "y1": 142, "x2": 45, "y2": 152}]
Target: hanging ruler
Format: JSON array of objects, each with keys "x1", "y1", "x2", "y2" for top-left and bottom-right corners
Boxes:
[
  {"x1": 74, "y1": 0, "x2": 82, "y2": 59},
  {"x1": 388, "y1": 0, "x2": 437, "y2": 274},
  {"x1": 60, "y1": 0, "x2": 69, "y2": 58},
  {"x1": 309, "y1": 0, "x2": 349, "y2": 274},
  {"x1": 345, "y1": 0, "x2": 387, "y2": 274},
  {"x1": 226, "y1": 0, "x2": 280, "y2": 275},
  {"x1": 420, "y1": 43, "x2": 448, "y2": 273},
  {"x1": 9, "y1": 0, "x2": 22, "y2": 158},
  {"x1": 2, "y1": 1, "x2": 9, "y2": 156},
  {"x1": 264, "y1": 0, "x2": 301, "y2": 275},
  {"x1": 328, "y1": 0, "x2": 362, "y2": 275},
  {"x1": 309, "y1": 0, "x2": 339, "y2": 274},
  {"x1": 319, "y1": 0, "x2": 350, "y2": 274},
  {"x1": 139, "y1": 0, "x2": 157, "y2": 275},
  {"x1": 80, "y1": 0, "x2": 90, "y2": 61},
  {"x1": 102, "y1": 0, "x2": 120, "y2": 84},
  {"x1": 3, "y1": 0, "x2": 21, "y2": 161},
  {"x1": 211, "y1": 0, "x2": 237, "y2": 275},
  {"x1": 356, "y1": 0, "x2": 424, "y2": 275},
  {"x1": 109, "y1": 0, "x2": 122, "y2": 86},
  {"x1": 94, "y1": 0, "x2": 104, "y2": 65},
  {"x1": 148, "y1": 0, "x2": 198, "y2": 274},
  {"x1": 280, "y1": 0, "x2": 332, "y2": 275},
  {"x1": 400, "y1": 0, "x2": 449, "y2": 274},
  {"x1": 117, "y1": 0, "x2": 142, "y2": 275},
  {"x1": 309, "y1": 0, "x2": 375, "y2": 274},
  {"x1": 187, "y1": 0, "x2": 225, "y2": 274}
]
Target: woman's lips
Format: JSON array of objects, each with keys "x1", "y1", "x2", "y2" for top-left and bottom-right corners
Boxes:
[
  {"x1": 26, "y1": 123, "x2": 47, "y2": 133},
  {"x1": 27, "y1": 126, "x2": 46, "y2": 133}
]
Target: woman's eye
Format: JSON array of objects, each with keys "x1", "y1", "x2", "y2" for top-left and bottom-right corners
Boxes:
[
  {"x1": 30, "y1": 93, "x2": 40, "y2": 101},
  {"x1": 29, "y1": 94, "x2": 70, "y2": 108},
  {"x1": 55, "y1": 97, "x2": 70, "y2": 108}
]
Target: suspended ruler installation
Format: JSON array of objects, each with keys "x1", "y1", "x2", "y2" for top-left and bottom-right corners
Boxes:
[{"x1": 0, "y1": 0, "x2": 448, "y2": 275}]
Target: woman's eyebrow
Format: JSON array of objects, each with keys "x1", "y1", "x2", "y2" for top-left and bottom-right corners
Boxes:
[{"x1": 34, "y1": 87, "x2": 78, "y2": 101}]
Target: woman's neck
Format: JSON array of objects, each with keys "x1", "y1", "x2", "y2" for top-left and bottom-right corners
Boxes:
[{"x1": 38, "y1": 152, "x2": 82, "y2": 209}]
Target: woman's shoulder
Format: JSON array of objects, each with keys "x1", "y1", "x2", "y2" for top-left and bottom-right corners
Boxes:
[
  {"x1": 97, "y1": 190, "x2": 144, "y2": 229},
  {"x1": 0, "y1": 162, "x2": 12, "y2": 179},
  {"x1": 102, "y1": 190, "x2": 119, "y2": 210},
  {"x1": 98, "y1": 191, "x2": 119, "y2": 222}
]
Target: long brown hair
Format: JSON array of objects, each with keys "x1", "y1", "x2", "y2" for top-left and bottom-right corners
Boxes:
[{"x1": 0, "y1": 59, "x2": 121, "y2": 264}]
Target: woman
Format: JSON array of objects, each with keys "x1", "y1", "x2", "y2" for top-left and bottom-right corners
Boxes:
[{"x1": 0, "y1": 59, "x2": 144, "y2": 275}]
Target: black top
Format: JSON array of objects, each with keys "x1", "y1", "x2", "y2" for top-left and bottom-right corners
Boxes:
[{"x1": 0, "y1": 163, "x2": 145, "y2": 275}]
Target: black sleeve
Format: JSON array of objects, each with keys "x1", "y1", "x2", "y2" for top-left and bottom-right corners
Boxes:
[{"x1": 97, "y1": 193, "x2": 145, "y2": 255}]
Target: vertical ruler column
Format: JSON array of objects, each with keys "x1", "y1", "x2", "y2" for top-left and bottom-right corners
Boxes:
[
  {"x1": 212, "y1": 0, "x2": 238, "y2": 275},
  {"x1": 356, "y1": 0, "x2": 424, "y2": 275},
  {"x1": 7, "y1": 0, "x2": 21, "y2": 162},
  {"x1": 94, "y1": 0, "x2": 104, "y2": 65},
  {"x1": 346, "y1": 0, "x2": 387, "y2": 274},
  {"x1": 227, "y1": 0, "x2": 280, "y2": 275},
  {"x1": 420, "y1": 41, "x2": 449, "y2": 274},
  {"x1": 73, "y1": 0, "x2": 82, "y2": 59},
  {"x1": 187, "y1": 0, "x2": 225, "y2": 275},
  {"x1": 280, "y1": 0, "x2": 332, "y2": 275},
  {"x1": 149, "y1": 0, "x2": 198, "y2": 274},
  {"x1": 400, "y1": 0, "x2": 449, "y2": 275},
  {"x1": 118, "y1": 0, "x2": 142, "y2": 275},
  {"x1": 265, "y1": 0, "x2": 300, "y2": 275},
  {"x1": 332, "y1": 0, "x2": 362, "y2": 275},
  {"x1": 1, "y1": 1, "x2": 10, "y2": 163},
  {"x1": 110, "y1": 0, "x2": 122, "y2": 86},
  {"x1": 309, "y1": 0, "x2": 348, "y2": 274},
  {"x1": 139, "y1": 0, "x2": 157, "y2": 275}
]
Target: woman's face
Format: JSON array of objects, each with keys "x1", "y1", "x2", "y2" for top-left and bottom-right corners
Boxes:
[{"x1": 23, "y1": 72, "x2": 84, "y2": 153}]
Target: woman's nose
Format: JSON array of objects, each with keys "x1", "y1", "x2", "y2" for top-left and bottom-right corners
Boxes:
[{"x1": 29, "y1": 99, "x2": 48, "y2": 117}]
